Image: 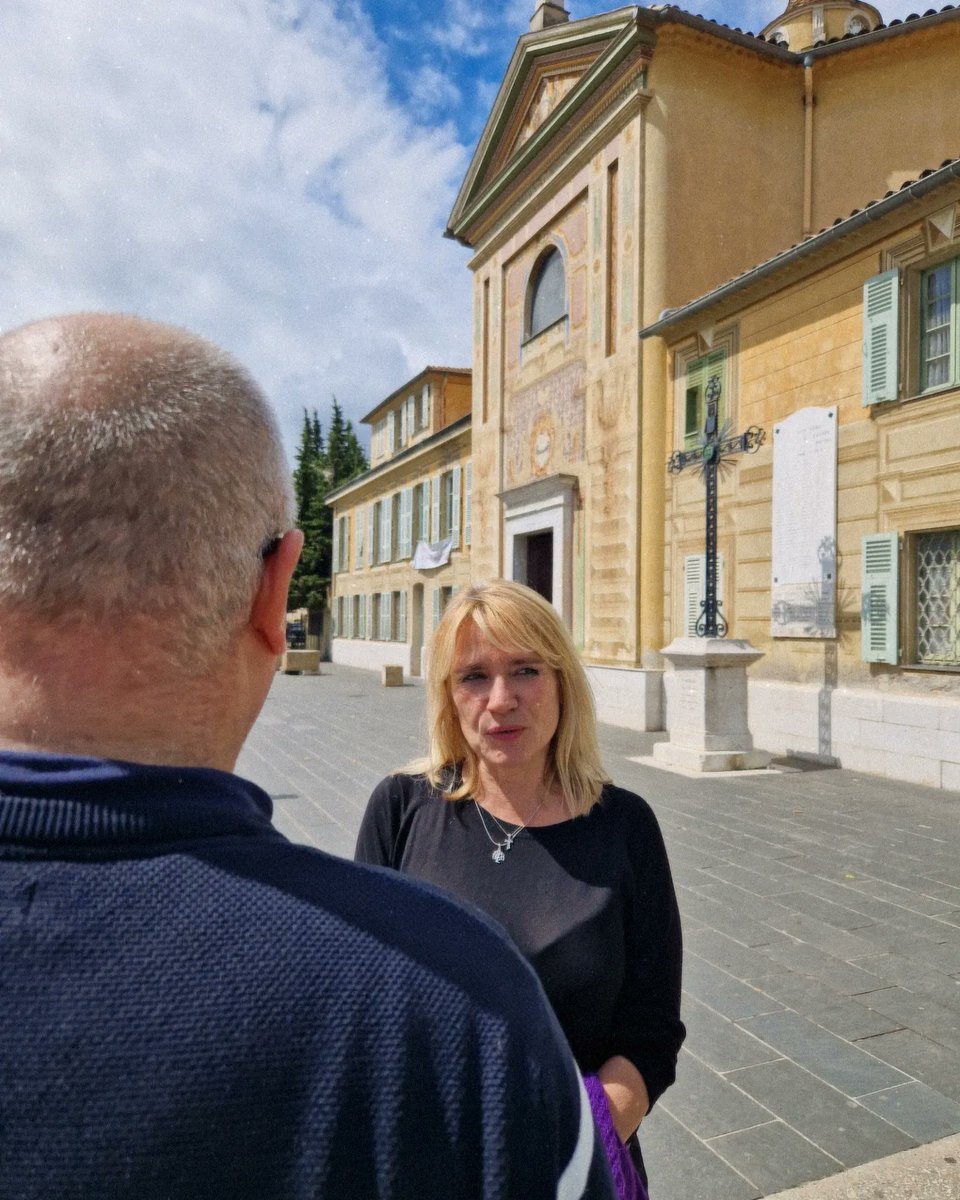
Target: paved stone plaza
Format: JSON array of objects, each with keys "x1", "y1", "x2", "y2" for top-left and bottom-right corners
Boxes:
[{"x1": 238, "y1": 666, "x2": 960, "y2": 1200}]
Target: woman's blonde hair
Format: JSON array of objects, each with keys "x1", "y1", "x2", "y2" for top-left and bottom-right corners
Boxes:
[{"x1": 413, "y1": 580, "x2": 610, "y2": 817}]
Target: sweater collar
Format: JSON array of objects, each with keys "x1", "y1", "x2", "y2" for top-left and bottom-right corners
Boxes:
[{"x1": 0, "y1": 750, "x2": 276, "y2": 851}]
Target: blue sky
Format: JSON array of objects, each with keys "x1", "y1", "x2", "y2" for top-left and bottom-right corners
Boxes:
[{"x1": 0, "y1": 0, "x2": 922, "y2": 456}]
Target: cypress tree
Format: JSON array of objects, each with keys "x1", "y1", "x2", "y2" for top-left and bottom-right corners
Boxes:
[{"x1": 287, "y1": 399, "x2": 368, "y2": 630}]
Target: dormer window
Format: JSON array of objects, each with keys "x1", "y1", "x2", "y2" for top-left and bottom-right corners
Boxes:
[{"x1": 526, "y1": 246, "x2": 566, "y2": 339}]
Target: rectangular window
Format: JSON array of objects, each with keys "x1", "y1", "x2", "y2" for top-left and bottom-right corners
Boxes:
[
  {"x1": 398, "y1": 487, "x2": 413, "y2": 559},
  {"x1": 417, "y1": 480, "x2": 430, "y2": 542},
  {"x1": 355, "y1": 508, "x2": 364, "y2": 569},
  {"x1": 915, "y1": 528, "x2": 960, "y2": 665},
  {"x1": 379, "y1": 591, "x2": 393, "y2": 641},
  {"x1": 420, "y1": 384, "x2": 430, "y2": 430},
  {"x1": 357, "y1": 593, "x2": 366, "y2": 638},
  {"x1": 378, "y1": 498, "x2": 392, "y2": 564},
  {"x1": 337, "y1": 515, "x2": 349, "y2": 573},
  {"x1": 683, "y1": 348, "x2": 727, "y2": 449},
  {"x1": 432, "y1": 585, "x2": 454, "y2": 629},
  {"x1": 395, "y1": 590, "x2": 407, "y2": 643},
  {"x1": 606, "y1": 159, "x2": 618, "y2": 357},
  {"x1": 442, "y1": 471, "x2": 454, "y2": 539},
  {"x1": 920, "y1": 259, "x2": 957, "y2": 391}
]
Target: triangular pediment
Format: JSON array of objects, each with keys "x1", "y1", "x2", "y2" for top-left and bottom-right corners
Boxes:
[
  {"x1": 447, "y1": 8, "x2": 648, "y2": 245},
  {"x1": 487, "y1": 50, "x2": 603, "y2": 183}
]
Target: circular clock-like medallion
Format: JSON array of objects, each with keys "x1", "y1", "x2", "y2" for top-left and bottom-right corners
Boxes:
[{"x1": 530, "y1": 412, "x2": 555, "y2": 476}]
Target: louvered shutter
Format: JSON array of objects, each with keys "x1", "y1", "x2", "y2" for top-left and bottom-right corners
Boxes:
[
  {"x1": 331, "y1": 517, "x2": 340, "y2": 574},
  {"x1": 683, "y1": 554, "x2": 725, "y2": 636},
  {"x1": 366, "y1": 594, "x2": 374, "y2": 638},
  {"x1": 683, "y1": 556, "x2": 704, "y2": 636},
  {"x1": 431, "y1": 474, "x2": 441, "y2": 542},
  {"x1": 861, "y1": 533, "x2": 899, "y2": 663},
  {"x1": 367, "y1": 503, "x2": 375, "y2": 566},
  {"x1": 432, "y1": 587, "x2": 441, "y2": 629},
  {"x1": 398, "y1": 590, "x2": 407, "y2": 642},
  {"x1": 382, "y1": 499, "x2": 392, "y2": 563},
  {"x1": 355, "y1": 509, "x2": 364, "y2": 569},
  {"x1": 862, "y1": 270, "x2": 900, "y2": 406},
  {"x1": 400, "y1": 488, "x2": 412, "y2": 558},
  {"x1": 464, "y1": 460, "x2": 473, "y2": 547},
  {"x1": 450, "y1": 465, "x2": 462, "y2": 549}
]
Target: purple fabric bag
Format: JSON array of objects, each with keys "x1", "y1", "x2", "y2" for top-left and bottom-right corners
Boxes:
[{"x1": 583, "y1": 1074, "x2": 649, "y2": 1200}]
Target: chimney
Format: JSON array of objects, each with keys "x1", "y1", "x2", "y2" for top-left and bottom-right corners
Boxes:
[{"x1": 530, "y1": 2, "x2": 569, "y2": 32}]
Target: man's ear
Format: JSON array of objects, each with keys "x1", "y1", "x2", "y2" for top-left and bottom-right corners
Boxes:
[{"x1": 249, "y1": 529, "x2": 304, "y2": 656}]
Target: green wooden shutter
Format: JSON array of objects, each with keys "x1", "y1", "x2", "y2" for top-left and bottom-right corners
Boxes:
[
  {"x1": 464, "y1": 460, "x2": 473, "y2": 547},
  {"x1": 862, "y1": 270, "x2": 900, "y2": 406},
  {"x1": 431, "y1": 474, "x2": 441, "y2": 542},
  {"x1": 355, "y1": 509, "x2": 363, "y2": 569},
  {"x1": 683, "y1": 554, "x2": 725, "y2": 635},
  {"x1": 398, "y1": 590, "x2": 407, "y2": 642},
  {"x1": 683, "y1": 556, "x2": 703, "y2": 636},
  {"x1": 381, "y1": 499, "x2": 392, "y2": 563},
  {"x1": 450, "y1": 465, "x2": 462, "y2": 549},
  {"x1": 399, "y1": 488, "x2": 412, "y2": 558},
  {"x1": 432, "y1": 587, "x2": 441, "y2": 630},
  {"x1": 861, "y1": 533, "x2": 899, "y2": 663},
  {"x1": 366, "y1": 594, "x2": 373, "y2": 638}
]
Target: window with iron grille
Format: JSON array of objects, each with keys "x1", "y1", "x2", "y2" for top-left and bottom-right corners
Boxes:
[{"x1": 916, "y1": 529, "x2": 960, "y2": 665}]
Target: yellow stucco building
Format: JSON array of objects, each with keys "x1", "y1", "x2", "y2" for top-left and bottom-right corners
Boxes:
[
  {"x1": 446, "y1": 0, "x2": 960, "y2": 785},
  {"x1": 327, "y1": 367, "x2": 473, "y2": 677}
]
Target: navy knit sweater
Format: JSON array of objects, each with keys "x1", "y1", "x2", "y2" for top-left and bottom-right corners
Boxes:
[{"x1": 0, "y1": 751, "x2": 615, "y2": 1200}]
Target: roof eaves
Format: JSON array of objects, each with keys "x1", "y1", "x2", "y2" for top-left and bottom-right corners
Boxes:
[
  {"x1": 325, "y1": 414, "x2": 471, "y2": 506},
  {"x1": 640, "y1": 157, "x2": 960, "y2": 338},
  {"x1": 360, "y1": 366, "x2": 471, "y2": 425}
]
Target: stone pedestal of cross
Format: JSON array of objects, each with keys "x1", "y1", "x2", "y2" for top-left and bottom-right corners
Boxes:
[{"x1": 653, "y1": 376, "x2": 772, "y2": 772}]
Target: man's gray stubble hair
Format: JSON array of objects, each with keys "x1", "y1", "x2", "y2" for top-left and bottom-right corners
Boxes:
[{"x1": 0, "y1": 313, "x2": 294, "y2": 668}]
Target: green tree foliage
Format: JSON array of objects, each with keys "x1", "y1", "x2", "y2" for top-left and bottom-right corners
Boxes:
[{"x1": 288, "y1": 400, "x2": 368, "y2": 616}]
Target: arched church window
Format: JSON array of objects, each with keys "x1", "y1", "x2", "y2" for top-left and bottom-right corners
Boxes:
[{"x1": 527, "y1": 247, "x2": 566, "y2": 338}]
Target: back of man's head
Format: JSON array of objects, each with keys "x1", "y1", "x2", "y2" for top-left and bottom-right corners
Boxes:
[{"x1": 0, "y1": 313, "x2": 293, "y2": 669}]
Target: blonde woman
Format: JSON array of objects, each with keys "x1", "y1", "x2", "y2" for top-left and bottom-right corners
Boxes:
[{"x1": 356, "y1": 581, "x2": 684, "y2": 1199}]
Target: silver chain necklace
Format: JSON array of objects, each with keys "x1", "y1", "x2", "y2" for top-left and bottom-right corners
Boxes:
[{"x1": 474, "y1": 794, "x2": 548, "y2": 864}]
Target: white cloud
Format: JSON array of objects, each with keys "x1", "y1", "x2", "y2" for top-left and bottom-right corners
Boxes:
[
  {"x1": 407, "y1": 65, "x2": 462, "y2": 119},
  {"x1": 0, "y1": 0, "x2": 473, "y2": 455}
]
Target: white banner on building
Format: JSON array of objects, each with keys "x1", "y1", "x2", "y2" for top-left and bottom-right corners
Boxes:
[{"x1": 412, "y1": 538, "x2": 453, "y2": 570}]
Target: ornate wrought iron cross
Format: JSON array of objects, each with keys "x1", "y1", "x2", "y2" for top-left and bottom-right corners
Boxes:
[{"x1": 667, "y1": 376, "x2": 765, "y2": 637}]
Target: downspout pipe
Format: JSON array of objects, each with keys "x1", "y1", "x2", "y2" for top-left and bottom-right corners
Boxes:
[{"x1": 803, "y1": 53, "x2": 814, "y2": 238}]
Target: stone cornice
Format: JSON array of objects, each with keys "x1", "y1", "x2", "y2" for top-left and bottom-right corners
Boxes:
[{"x1": 461, "y1": 55, "x2": 652, "y2": 266}]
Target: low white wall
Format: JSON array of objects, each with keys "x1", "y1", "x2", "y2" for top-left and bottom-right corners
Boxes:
[
  {"x1": 332, "y1": 638, "x2": 412, "y2": 676},
  {"x1": 586, "y1": 666, "x2": 664, "y2": 733},
  {"x1": 748, "y1": 679, "x2": 960, "y2": 790}
]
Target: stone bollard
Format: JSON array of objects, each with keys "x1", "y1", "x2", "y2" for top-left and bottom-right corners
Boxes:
[
  {"x1": 280, "y1": 649, "x2": 320, "y2": 675},
  {"x1": 381, "y1": 665, "x2": 404, "y2": 687}
]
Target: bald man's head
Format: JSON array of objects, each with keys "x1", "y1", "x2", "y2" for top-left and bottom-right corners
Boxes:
[{"x1": 0, "y1": 313, "x2": 293, "y2": 667}]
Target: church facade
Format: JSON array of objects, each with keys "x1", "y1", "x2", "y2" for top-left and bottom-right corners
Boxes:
[{"x1": 447, "y1": 0, "x2": 960, "y2": 783}]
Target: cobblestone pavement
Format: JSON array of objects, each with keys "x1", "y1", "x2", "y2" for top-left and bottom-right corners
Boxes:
[{"x1": 238, "y1": 666, "x2": 960, "y2": 1200}]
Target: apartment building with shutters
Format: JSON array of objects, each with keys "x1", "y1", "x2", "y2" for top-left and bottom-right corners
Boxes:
[
  {"x1": 326, "y1": 367, "x2": 473, "y2": 677},
  {"x1": 643, "y1": 160, "x2": 960, "y2": 789}
]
